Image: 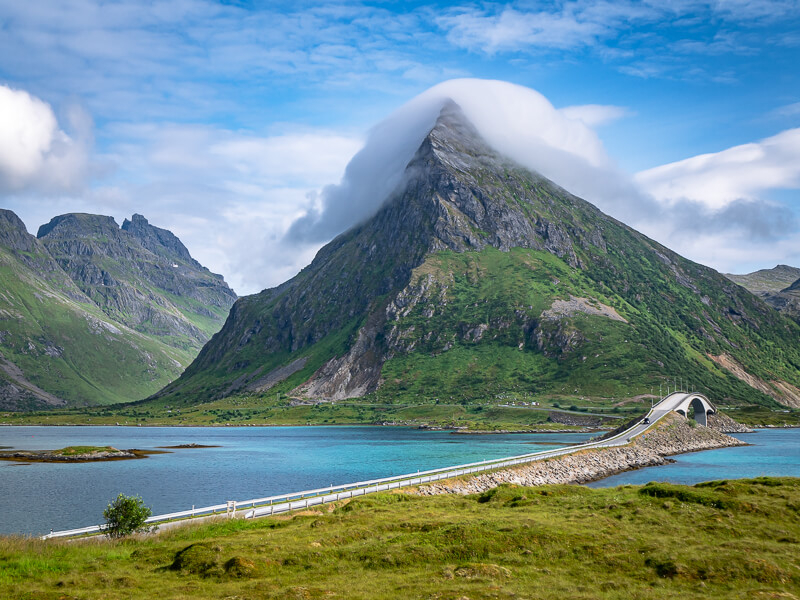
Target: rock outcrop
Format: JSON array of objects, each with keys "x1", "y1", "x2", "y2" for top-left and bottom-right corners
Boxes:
[
  {"x1": 708, "y1": 411, "x2": 754, "y2": 433},
  {"x1": 415, "y1": 414, "x2": 747, "y2": 495}
]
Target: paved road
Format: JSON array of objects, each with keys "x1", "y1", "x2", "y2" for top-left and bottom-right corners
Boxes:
[{"x1": 580, "y1": 392, "x2": 694, "y2": 448}]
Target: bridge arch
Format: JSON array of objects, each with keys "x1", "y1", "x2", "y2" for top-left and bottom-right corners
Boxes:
[{"x1": 673, "y1": 393, "x2": 715, "y2": 426}]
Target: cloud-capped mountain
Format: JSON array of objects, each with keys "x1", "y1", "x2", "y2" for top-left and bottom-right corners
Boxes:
[
  {"x1": 154, "y1": 102, "x2": 800, "y2": 410},
  {"x1": 0, "y1": 210, "x2": 236, "y2": 410}
]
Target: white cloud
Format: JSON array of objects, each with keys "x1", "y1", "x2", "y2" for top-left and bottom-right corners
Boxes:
[
  {"x1": 713, "y1": 0, "x2": 800, "y2": 21},
  {"x1": 436, "y1": 2, "x2": 677, "y2": 55},
  {"x1": 96, "y1": 124, "x2": 361, "y2": 295},
  {"x1": 436, "y1": 1, "x2": 800, "y2": 85},
  {"x1": 438, "y1": 1, "x2": 800, "y2": 56},
  {"x1": 635, "y1": 128, "x2": 800, "y2": 210},
  {"x1": 439, "y1": 6, "x2": 611, "y2": 53},
  {"x1": 559, "y1": 104, "x2": 630, "y2": 127},
  {"x1": 772, "y1": 101, "x2": 800, "y2": 118},
  {"x1": 626, "y1": 127, "x2": 800, "y2": 274},
  {"x1": 0, "y1": 85, "x2": 91, "y2": 193},
  {"x1": 0, "y1": 1, "x2": 448, "y2": 124},
  {"x1": 288, "y1": 78, "x2": 633, "y2": 243}
]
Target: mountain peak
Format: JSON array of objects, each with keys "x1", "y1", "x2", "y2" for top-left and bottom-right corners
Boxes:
[
  {"x1": 36, "y1": 213, "x2": 119, "y2": 239},
  {"x1": 0, "y1": 208, "x2": 27, "y2": 231},
  {"x1": 122, "y1": 213, "x2": 195, "y2": 265},
  {"x1": 0, "y1": 209, "x2": 36, "y2": 252},
  {"x1": 415, "y1": 100, "x2": 497, "y2": 172}
]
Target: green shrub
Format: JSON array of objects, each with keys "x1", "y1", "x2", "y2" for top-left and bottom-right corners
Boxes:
[{"x1": 102, "y1": 493, "x2": 154, "y2": 538}]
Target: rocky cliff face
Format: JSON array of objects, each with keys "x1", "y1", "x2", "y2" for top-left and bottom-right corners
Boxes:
[
  {"x1": 0, "y1": 210, "x2": 89, "y2": 302},
  {"x1": 156, "y1": 102, "x2": 800, "y2": 409},
  {"x1": 122, "y1": 213, "x2": 197, "y2": 265},
  {"x1": 38, "y1": 213, "x2": 236, "y2": 351}
]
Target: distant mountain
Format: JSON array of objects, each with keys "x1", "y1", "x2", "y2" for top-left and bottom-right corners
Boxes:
[
  {"x1": 0, "y1": 210, "x2": 236, "y2": 410},
  {"x1": 726, "y1": 265, "x2": 800, "y2": 294},
  {"x1": 726, "y1": 265, "x2": 800, "y2": 322},
  {"x1": 38, "y1": 213, "x2": 236, "y2": 351},
  {"x1": 153, "y1": 102, "x2": 800, "y2": 410}
]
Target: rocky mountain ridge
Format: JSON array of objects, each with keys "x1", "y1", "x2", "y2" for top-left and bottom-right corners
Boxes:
[{"x1": 37, "y1": 212, "x2": 236, "y2": 350}]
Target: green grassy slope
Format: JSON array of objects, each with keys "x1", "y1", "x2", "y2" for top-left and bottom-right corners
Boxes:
[
  {"x1": 2, "y1": 478, "x2": 799, "y2": 599},
  {"x1": 374, "y1": 246, "x2": 790, "y2": 407},
  {"x1": 0, "y1": 242, "x2": 191, "y2": 408}
]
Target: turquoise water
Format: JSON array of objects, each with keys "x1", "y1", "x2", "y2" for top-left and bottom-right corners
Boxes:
[
  {"x1": 2, "y1": 426, "x2": 797, "y2": 536},
  {"x1": 588, "y1": 428, "x2": 800, "y2": 487},
  {"x1": 0, "y1": 425, "x2": 593, "y2": 535}
]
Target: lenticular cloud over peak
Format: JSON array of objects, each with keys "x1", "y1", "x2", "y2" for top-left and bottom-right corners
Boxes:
[{"x1": 286, "y1": 78, "x2": 619, "y2": 244}]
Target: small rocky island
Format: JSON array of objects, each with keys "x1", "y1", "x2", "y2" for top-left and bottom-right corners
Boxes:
[{"x1": 0, "y1": 445, "x2": 160, "y2": 463}]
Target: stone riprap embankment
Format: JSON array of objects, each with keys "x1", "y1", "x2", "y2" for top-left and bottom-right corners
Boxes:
[
  {"x1": 708, "y1": 411, "x2": 754, "y2": 433},
  {"x1": 414, "y1": 413, "x2": 747, "y2": 496}
]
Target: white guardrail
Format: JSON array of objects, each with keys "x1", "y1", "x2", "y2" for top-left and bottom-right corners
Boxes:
[{"x1": 41, "y1": 399, "x2": 672, "y2": 540}]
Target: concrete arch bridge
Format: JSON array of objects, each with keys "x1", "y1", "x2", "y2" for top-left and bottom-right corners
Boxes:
[{"x1": 661, "y1": 392, "x2": 716, "y2": 426}]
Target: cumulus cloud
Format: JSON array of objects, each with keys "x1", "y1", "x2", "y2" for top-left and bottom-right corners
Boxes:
[
  {"x1": 635, "y1": 128, "x2": 800, "y2": 210},
  {"x1": 629, "y1": 128, "x2": 800, "y2": 271},
  {"x1": 0, "y1": 85, "x2": 91, "y2": 193}
]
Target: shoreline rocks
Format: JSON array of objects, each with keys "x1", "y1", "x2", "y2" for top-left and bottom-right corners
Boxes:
[
  {"x1": 708, "y1": 412, "x2": 754, "y2": 433},
  {"x1": 414, "y1": 413, "x2": 748, "y2": 496}
]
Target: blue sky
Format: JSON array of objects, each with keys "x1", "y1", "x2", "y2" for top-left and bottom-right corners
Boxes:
[{"x1": 1, "y1": 0, "x2": 799, "y2": 294}]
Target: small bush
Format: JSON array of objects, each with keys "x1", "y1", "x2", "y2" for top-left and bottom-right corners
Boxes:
[{"x1": 102, "y1": 493, "x2": 154, "y2": 539}]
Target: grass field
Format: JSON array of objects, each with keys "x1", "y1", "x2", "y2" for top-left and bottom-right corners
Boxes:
[{"x1": 2, "y1": 478, "x2": 799, "y2": 599}]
